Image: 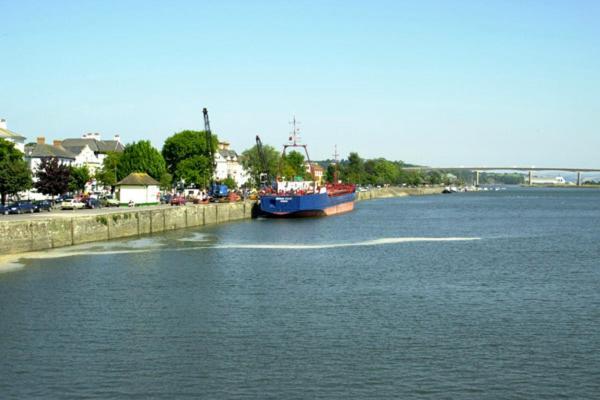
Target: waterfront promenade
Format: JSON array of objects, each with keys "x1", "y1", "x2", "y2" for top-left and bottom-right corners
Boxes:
[{"x1": 0, "y1": 187, "x2": 443, "y2": 256}]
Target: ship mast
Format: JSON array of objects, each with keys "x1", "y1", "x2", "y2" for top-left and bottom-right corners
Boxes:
[
  {"x1": 332, "y1": 145, "x2": 339, "y2": 184},
  {"x1": 281, "y1": 116, "x2": 315, "y2": 182}
]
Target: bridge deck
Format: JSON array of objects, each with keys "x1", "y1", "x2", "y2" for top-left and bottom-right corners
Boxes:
[{"x1": 404, "y1": 167, "x2": 600, "y2": 172}]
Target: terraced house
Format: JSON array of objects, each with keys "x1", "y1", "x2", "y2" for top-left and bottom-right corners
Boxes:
[
  {"x1": 24, "y1": 137, "x2": 76, "y2": 172},
  {"x1": 61, "y1": 132, "x2": 124, "y2": 174}
]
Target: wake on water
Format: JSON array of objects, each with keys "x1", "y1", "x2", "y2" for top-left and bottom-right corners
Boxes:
[
  {"x1": 210, "y1": 237, "x2": 480, "y2": 250},
  {"x1": 1, "y1": 236, "x2": 481, "y2": 271}
]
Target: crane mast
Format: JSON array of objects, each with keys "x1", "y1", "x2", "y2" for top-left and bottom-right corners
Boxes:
[
  {"x1": 255, "y1": 135, "x2": 269, "y2": 186},
  {"x1": 203, "y1": 107, "x2": 217, "y2": 194},
  {"x1": 203, "y1": 108, "x2": 215, "y2": 171}
]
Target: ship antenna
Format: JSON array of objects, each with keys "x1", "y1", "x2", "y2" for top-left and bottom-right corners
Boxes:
[
  {"x1": 288, "y1": 116, "x2": 301, "y2": 145},
  {"x1": 332, "y1": 145, "x2": 340, "y2": 184}
]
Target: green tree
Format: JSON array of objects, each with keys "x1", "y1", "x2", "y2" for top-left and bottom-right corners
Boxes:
[
  {"x1": 281, "y1": 150, "x2": 308, "y2": 180},
  {"x1": 364, "y1": 158, "x2": 399, "y2": 185},
  {"x1": 345, "y1": 152, "x2": 364, "y2": 184},
  {"x1": 118, "y1": 140, "x2": 166, "y2": 180},
  {"x1": 325, "y1": 163, "x2": 337, "y2": 183},
  {"x1": 240, "y1": 143, "x2": 280, "y2": 187},
  {"x1": 426, "y1": 170, "x2": 443, "y2": 185},
  {"x1": 162, "y1": 130, "x2": 218, "y2": 186},
  {"x1": 403, "y1": 170, "x2": 424, "y2": 186},
  {"x1": 221, "y1": 176, "x2": 237, "y2": 190},
  {"x1": 174, "y1": 155, "x2": 212, "y2": 187},
  {"x1": 68, "y1": 165, "x2": 91, "y2": 193},
  {"x1": 95, "y1": 151, "x2": 122, "y2": 188},
  {"x1": 35, "y1": 157, "x2": 71, "y2": 197},
  {"x1": 159, "y1": 172, "x2": 173, "y2": 191},
  {"x1": 0, "y1": 138, "x2": 32, "y2": 205}
]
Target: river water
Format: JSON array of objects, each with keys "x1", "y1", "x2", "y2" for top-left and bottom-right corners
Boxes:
[{"x1": 1, "y1": 188, "x2": 599, "y2": 399}]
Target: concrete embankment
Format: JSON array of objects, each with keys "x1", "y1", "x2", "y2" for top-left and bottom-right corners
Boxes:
[
  {"x1": 0, "y1": 201, "x2": 253, "y2": 255},
  {"x1": 0, "y1": 187, "x2": 443, "y2": 255},
  {"x1": 356, "y1": 186, "x2": 444, "y2": 201}
]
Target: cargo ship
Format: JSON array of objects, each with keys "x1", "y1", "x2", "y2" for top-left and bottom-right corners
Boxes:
[{"x1": 258, "y1": 119, "x2": 356, "y2": 217}]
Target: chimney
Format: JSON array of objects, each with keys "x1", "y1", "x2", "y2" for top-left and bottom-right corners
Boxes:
[
  {"x1": 82, "y1": 132, "x2": 100, "y2": 140},
  {"x1": 37, "y1": 137, "x2": 45, "y2": 145},
  {"x1": 53, "y1": 140, "x2": 62, "y2": 147},
  {"x1": 0, "y1": 119, "x2": 6, "y2": 130},
  {"x1": 114, "y1": 134, "x2": 120, "y2": 143}
]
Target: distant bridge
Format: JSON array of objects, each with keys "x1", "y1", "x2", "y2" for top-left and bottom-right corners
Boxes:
[{"x1": 403, "y1": 166, "x2": 600, "y2": 186}]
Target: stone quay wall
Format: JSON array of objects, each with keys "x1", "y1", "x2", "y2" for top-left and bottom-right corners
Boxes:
[
  {"x1": 0, "y1": 201, "x2": 253, "y2": 255},
  {"x1": 356, "y1": 186, "x2": 444, "y2": 201}
]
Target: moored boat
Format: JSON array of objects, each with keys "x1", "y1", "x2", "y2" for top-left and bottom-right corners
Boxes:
[{"x1": 258, "y1": 119, "x2": 356, "y2": 217}]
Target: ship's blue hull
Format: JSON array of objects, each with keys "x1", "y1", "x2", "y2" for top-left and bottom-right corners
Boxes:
[{"x1": 259, "y1": 192, "x2": 356, "y2": 217}]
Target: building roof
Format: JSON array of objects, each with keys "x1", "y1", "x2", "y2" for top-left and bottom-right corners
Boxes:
[
  {"x1": 61, "y1": 138, "x2": 124, "y2": 153},
  {"x1": 97, "y1": 140, "x2": 123, "y2": 152},
  {"x1": 218, "y1": 149, "x2": 238, "y2": 159},
  {"x1": 116, "y1": 172, "x2": 160, "y2": 186},
  {"x1": 0, "y1": 127, "x2": 26, "y2": 141},
  {"x1": 24, "y1": 143, "x2": 76, "y2": 159},
  {"x1": 61, "y1": 145, "x2": 88, "y2": 155}
]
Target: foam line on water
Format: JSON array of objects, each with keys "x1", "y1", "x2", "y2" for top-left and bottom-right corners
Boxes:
[
  {"x1": 209, "y1": 237, "x2": 480, "y2": 250},
  {"x1": 0, "y1": 257, "x2": 26, "y2": 273},
  {"x1": 178, "y1": 232, "x2": 212, "y2": 242},
  {"x1": 0, "y1": 237, "x2": 480, "y2": 270}
]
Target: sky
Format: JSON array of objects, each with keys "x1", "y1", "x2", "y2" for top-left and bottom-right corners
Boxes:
[{"x1": 1, "y1": 0, "x2": 599, "y2": 167}]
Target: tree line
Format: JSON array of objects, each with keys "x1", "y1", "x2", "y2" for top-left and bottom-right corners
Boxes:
[{"x1": 1, "y1": 130, "x2": 526, "y2": 205}]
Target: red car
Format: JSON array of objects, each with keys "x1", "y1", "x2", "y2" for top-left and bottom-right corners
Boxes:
[{"x1": 170, "y1": 196, "x2": 186, "y2": 206}]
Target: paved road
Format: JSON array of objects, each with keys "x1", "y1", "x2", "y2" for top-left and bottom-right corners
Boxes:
[{"x1": 0, "y1": 204, "x2": 180, "y2": 221}]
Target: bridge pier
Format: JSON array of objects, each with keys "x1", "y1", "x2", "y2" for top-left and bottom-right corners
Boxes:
[
  {"x1": 475, "y1": 171, "x2": 480, "y2": 187},
  {"x1": 529, "y1": 170, "x2": 533, "y2": 186},
  {"x1": 577, "y1": 171, "x2": 582, "y2": 186}
]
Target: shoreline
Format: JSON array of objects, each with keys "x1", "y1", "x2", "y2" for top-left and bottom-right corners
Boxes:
[{"x1": 0, "y1": 187, "x2": 444, "y2": 262}]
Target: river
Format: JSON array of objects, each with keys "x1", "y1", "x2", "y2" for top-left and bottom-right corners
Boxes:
[{"x1": 1, "y1": 187, "x2": 599, "y2": 399}]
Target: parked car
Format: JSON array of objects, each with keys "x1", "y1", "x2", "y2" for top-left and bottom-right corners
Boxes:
[
  {"x1": 33, "y1": 200, "x2": 52, "y2": 212},
  {"x1": 85, "y1": 198, "x2": 102, "y2": 209},
  {"x1": 0, "y1": 204, "x2": 10, "y2": 215},
  {"x1": 160, "y1": 194, "x2": 173, "y2": 204},
  {"x1": 102, "y1": 195, "x2": 120, "y2": 207},
  {"x1": 170, "y1": 196, "x2": 186, "y2": 206},
  {"x1": 61, "y1": 198, "x2": 85, "y2": 210},
  {"x1": 5, "y1": 201, "x2": 36, "y2": 214}
]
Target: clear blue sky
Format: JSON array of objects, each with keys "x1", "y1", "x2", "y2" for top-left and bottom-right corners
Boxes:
[{"x1": 1, "y1": 0, "x2": 599, "y2": 167}]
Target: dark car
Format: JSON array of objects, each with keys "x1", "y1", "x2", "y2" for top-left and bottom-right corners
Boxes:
[
  {"x1": 161, "y1": 194, "x2": 173, "y2": 204},
  {"x1": 85, "y1": 198, "x2": 102, "y2": 209},
  {"x1": 0, "y1": 204, "x2": 9, "y2": 215},
  {"x1": 33, "y1": 200, "x2": 52, "y2": 212},
  {"x1": 6, "y1": 201, "x2": 36, "y2": 214}
]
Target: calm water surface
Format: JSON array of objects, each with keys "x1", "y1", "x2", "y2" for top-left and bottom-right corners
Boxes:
[{"x1": 1, "y1": 188, "x2": 599, "y2": 399}]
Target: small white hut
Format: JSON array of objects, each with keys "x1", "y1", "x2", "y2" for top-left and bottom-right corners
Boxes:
[{"x1": 115, "y1": 173, "x2": 160, "y2": 206}]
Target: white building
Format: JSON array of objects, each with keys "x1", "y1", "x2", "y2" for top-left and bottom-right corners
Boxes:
[
  {"x1": 61, "y1": 133, "x2": 124, "y2": 174},
  {"x1": 115, "y1": 173, "x2": 160, "y2": 206},
  {"x1": 24, "y1": 137, "x2": 76, "y2": 174},
  {"x1": 0, "y1": 119, "x2": 26, "y2": 153},
  {"x1": 23, "y1": 137, "x2": 77, "y2": 200},
  {"x1": 214, "y1": 141, "x2": 248, "y2": 187}
]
